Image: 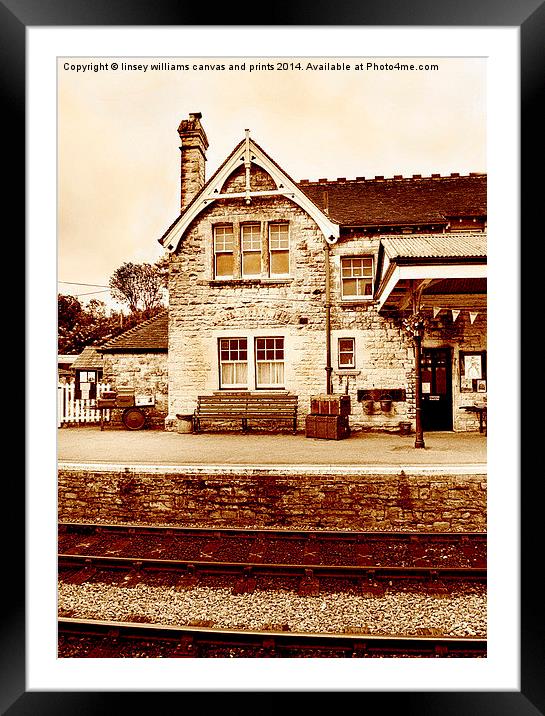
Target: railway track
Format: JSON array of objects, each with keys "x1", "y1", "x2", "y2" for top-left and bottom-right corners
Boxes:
[
  {"x1": 58, "y1": 522, "x2": 486, "y2": 588},
  {"x1": 58, "y1": 617, "x2": 487, "y2": 658}
]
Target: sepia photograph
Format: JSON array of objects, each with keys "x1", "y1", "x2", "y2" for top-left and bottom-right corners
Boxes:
[{"x1": 56, "y1": 53, "x2": 489, "y2": 661}]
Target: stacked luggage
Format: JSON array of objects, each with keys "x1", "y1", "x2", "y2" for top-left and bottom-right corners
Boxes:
[{"x1": 305, "y1": 394, "x2": 351, "y2": 440}]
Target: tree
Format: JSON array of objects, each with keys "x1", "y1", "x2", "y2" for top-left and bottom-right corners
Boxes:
[
  {"x1": 109, "y1": 261, "x2": 166, "y2": 313},
  {"x1": 58, "y1": 294, "x2": 83, "y2": 331}
]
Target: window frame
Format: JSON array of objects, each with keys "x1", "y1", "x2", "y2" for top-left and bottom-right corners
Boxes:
[
  {"x1": 340, "y1": 255, "x2": 374, "y2": 300},
  {"x1": 218, "y1": 337, "x2": 249, "y2": 389},
  {"x1": 241, "y1": 223, "x2": 262, "y2": 278},
  {"x1": 338, "y1": 337, "x2": 356, "y2": 369},
  {"x1": 254, "y1": 336, "x2": 285, "y2": 390},
  {"x1": 268, "y1": 222, "x2": 290, "y2": 277},
  {"x1": 213, "y1": 224, "x2": 235, "y2": 279}
]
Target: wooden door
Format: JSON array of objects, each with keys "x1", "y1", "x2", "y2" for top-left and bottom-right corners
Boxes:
[{"x1": 421, "y1": 347, "x2": 453, "y2": 431}]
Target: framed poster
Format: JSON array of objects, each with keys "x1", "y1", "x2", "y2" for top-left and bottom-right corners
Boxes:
[{"x1": 460, "y1": 350, "x2": 487, "y2": 392}]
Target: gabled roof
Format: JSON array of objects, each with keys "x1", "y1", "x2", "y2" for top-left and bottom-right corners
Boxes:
[
  {"x1": 71, "y1": 346, "x2": 103, "y2": 370},
  {"x1": 381, "y1": 233, "x2": 487, "y2": 261},
  {"x1": 158, "y1": 124, "x2": 486, "y2": 250},
  {"x1": 159, "y1": 134, "x2": 340, "y2": 251},
  {"x1": 298, "y1": 174, "x2": 487, "y2": 227},
  {"x1": 98, "y1": 310, "x2": 168, "y2": 353}
]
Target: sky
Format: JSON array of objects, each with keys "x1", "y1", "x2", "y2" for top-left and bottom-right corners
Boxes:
[{"x1": 58, "y1": 56, "x2": 486, "y2": 310}]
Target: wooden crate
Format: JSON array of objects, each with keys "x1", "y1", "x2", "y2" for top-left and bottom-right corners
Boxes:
[
  {"x1": 305, "y1": 414, "x2": 350, "y2": 440},
  {"x1": 310, "y1": 394, "x2": 351, "y2": 416},
  {"x1": 115, "y1": 387, "x2": 135, "y2": 407}
]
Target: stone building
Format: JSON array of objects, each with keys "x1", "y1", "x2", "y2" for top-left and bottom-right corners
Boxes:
[
  {"x1": 159, "y1": 113, "x2": 487, "y2": 433},
  {"x1": 98, "y1": 310, "x2": 168, "y2": 425},
  {"x1": 71, "y1": 346, "x2": 103, "y2": 399}
]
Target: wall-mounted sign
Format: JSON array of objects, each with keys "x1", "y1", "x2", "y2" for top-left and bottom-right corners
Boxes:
[
  {"x1": 422, "y1": 382, "x2": 431, "y2": 394},
  {"x1": 461, "y1": 376, "x2": 473, "y2": 391}
]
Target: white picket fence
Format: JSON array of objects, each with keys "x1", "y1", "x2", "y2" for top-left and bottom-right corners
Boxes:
[{"x1": 57, "y1": 381, "x2": 111, "y2": 427}]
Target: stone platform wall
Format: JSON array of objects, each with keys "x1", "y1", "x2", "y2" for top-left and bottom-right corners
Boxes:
[{"x1": 58, "y1": 465, "x2": 486, "y2": 532}]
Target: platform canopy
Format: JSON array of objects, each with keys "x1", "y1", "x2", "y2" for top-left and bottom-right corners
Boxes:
[{"x1": 374, "y1": 233, "x2": 487, "y2": 314}]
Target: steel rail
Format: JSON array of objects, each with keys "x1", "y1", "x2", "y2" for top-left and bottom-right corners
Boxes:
[
  {"x1": 58, "y1": 521, "x2": 487, "y2": 541},
  {"x1": 58, "y1": 617, "x2": 487, "y2": 657},
  {"x1": 58, "y1": 553, "x2": 486, "y2": 581}
]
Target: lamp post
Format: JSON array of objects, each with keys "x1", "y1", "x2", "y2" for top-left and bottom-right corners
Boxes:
[
  {"x1": 412, "y1": 318, "x2": 426, "y2": 449},
  {"x1": 402, "y1": 303, "x2": 426, "y2": 450}
]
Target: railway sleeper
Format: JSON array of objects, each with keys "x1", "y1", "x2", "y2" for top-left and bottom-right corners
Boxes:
[
  {"x1": 66, "y1": 561, "x2": 97, "y2": 585},
  {"x1": 86, "y1": 630, "x2": 121, "y2": 658},
  {"x1": 260, "y1": 637, "x2": 277, "y2": 656},
  {"x1": 351, "y1": 642, "x2": 369, "y2": 657},
  {"x1": 173, "y1": 636, "x2": 195, "y2": 657},
  {"x1": 232, "y1": 567, "x2": 257, "y2": 594},
  {"x1": 122, "y1": 561, "x2": 144, "y2": 587},
  {"x1": 175, "y1": 565, "x2": 199, "y2": 590},
  {"x1": 199, "y1": 541, "x2": 222, "y2": 559},
  {"x1": 427, "y1": 583, "x2": 450, "y2": 598},
  {"x1": 298, "y1": 569, "x2": 320, "y2": 596},
  {"x1": 359, "y1": 576, "x2": 386, "y2": 597}
]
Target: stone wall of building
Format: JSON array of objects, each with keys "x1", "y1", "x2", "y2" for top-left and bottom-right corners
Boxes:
[
  {"x1": 102, "y1": 352, "x2": 168, "y2": 426},
  {"x1": 167, "y1": 164, "x2": 486, "y2": 433},
  {"x1": 167, "y1": 188, "x2": 335, "y2": 428},
  {"x1": 58, "y1": 466, "x2": 486, "y2": 532}
]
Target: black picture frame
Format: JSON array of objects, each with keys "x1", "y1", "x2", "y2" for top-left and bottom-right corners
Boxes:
[
  {"x1": 460, "y1": 350, "x2": 487, "y2": 391},
  {"x1": 10, "y1": 1, "x2": 535, "y2": 712}
]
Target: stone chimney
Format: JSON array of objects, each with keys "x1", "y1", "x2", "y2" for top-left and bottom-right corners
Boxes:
[{"x1": 178, "y1": 112, "x2": 209, "y2": 212}]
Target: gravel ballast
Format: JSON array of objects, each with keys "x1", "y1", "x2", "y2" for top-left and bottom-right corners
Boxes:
[{"x1": 58, "y1": 581, "x2": 486, "y2": 637}]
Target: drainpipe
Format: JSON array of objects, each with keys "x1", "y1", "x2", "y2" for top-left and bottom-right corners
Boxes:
[{"x1": 324, "y1": 240, "x2": 333, "y2": 394}]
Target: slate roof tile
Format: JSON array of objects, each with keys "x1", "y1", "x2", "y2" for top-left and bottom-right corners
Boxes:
[
  {"x1": 297, "y1": 174, "x2": 486, "y2": 227},
  {"x1": 71, "y1": 346, "x2": 104, "y2": 370},
  {"x1": 98, "y1": 310, "x2": 168, "y2": 352}
]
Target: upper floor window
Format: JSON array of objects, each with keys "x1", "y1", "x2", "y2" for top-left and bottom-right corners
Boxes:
[
  {"x1": 213, "y1": 222, "x2": 291, "y2": 280},
  {"x1": 269, "y1": 223, "x2": 290, "y2": 276},
  {"x1": 341, "y1": 256, "x2": 373, "y2": 299},
  {"x1": 241, "y1": 224, "x2": 262, "y2": 277},
  {"x1": 214, "y1": 225, "x2": 234, "y2": 278}
]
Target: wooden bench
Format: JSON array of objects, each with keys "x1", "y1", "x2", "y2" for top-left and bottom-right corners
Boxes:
[{"x1": 193, "y1": 392, "x2": 298, "y2": 434}]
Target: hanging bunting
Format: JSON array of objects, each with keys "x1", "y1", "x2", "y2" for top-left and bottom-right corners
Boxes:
[
  {"x1": 469, "y1": 311, "x2": 478, "y2": 324},
  {"x1": 432, "y1": 306, "x2": 442, "y2": 318},
  {"x1": 451, "y1": 309, "x2": 460, "y2": 322}
]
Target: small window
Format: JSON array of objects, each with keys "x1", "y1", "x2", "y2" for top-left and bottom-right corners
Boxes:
[
  {"x1": 255, "y1": 337, "x2": 285, "y2": 388},
  {"x1": 241, "y1": 224, "x2": 261, "y2": 277},
  {"x1": 214, "y1": 225, "x2": 234, "y2": 278},
  {"x1": 338, "y1": 338, "x2": 355, "y2": 368},
  {"x1": 341, "y1": 257, "x2": 373, "y2": 299},
  {"x1": 269, "y1": 223, "x2": 290, "y2": 276},
  {"x1": 219, "y1": 338, "x2": 248, "y2": 388}
]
